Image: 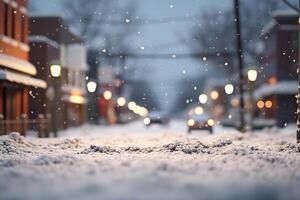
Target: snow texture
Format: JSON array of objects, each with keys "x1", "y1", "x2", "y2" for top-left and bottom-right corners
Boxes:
[{"x1": 0, "y1": 123, "x2": 300, "y2": 200}]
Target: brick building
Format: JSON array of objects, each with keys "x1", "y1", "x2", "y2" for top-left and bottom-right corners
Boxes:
[{"x1": 0, "y1": 0, "x2": 46, "y2": 135}]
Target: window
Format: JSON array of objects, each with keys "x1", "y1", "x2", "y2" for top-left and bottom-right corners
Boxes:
[
  {"x1": 11, "y1": 8, "x2": 16, "y2": 39},
  {"x1": 4, "y1": 3, "x2": 8, "y2": 36},
  {"x1": 21, "y1": 14, "x2": 27, "y2": 42}
]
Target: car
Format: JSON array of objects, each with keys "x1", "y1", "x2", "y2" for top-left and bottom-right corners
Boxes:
[
  {"x1": 143, "y1": 111, "x2": 170, "y2": 126},
  {"x1": 186, "y1": 114, "x2": 215, "y2": 134}
]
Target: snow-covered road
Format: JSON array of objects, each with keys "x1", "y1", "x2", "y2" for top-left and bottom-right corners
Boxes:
[{"x1": 0, "y1": 120, "x2": 299, "y2": 200}]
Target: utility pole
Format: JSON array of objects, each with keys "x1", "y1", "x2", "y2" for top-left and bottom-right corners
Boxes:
[
  {"x1": 234, "y1": 0, "x2": 245, "y2": 132},
  {"x1": 297, "y1": 8, "x2": 300, "y2": 149}
]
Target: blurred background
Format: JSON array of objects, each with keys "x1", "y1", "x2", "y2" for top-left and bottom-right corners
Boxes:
[{"x1": 0, "y1": 0, "x2": 298, "y2": 136}]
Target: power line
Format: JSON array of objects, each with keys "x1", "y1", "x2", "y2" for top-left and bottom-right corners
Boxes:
[
  {"x1": 280, "y1": 0, "x2": 299, "y2": 12},
  {"x1": 92, "y1": 15, "x2": 201, "y2": 26},
  {"x1": 99, "y1": 51, "x2": 235, "y2": 60}
]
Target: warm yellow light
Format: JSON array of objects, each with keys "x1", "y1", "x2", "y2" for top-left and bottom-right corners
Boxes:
[
  {"x1": 133, "y1": 105, "x2": 141, "y2": 114},
  {"x1": 103, "y1": 90, "x2": 112, "y2": 100},
  {"x1": 187, "y1": 119, "x2": 195, "y2": 127},
  {"x1": 247, "y1": 69, "x2": 258, "y2": 82},
  {"x1": 69, "y1": 95, "x2": 85, "y2": 104},
  {"x1": 50, "y1": 64, "x2": 61, "y2": 77},
  {"x1": 265, "y1": 100, "x2": 272, "y2": 108},
  {"x1": 257, "y1": 100, "x2": 265, "y2": 109},
  {"x1": 207, "y1": 119, "x2": 215, "y2": 126},
  {"x1": 128, "y1": 101, "x2": 136, "y2": 110},
  {"x1": 224, "y1": 84, "x2": 234, "y2": 95},
  {"x1": 199, "y1": 94, "x2": 208, "y2": 104},
  {"x1": 117, "y1": 97, "x2": 126, "y2": 106},
  {"x1": 144, "y1": 117, "x2": 151, "y2": 125},
  {"x1": 87, "y1": 81, "x2": 97, "y2": 93},
  {"x1": 268, "y1": 76, "x2": 277, "y2": 85},
  {"x1": 231, "y1": 98, "x2": 239, "y2": 107},
  {"x1": 194, "y1": 106, "x2": 203, "y2": 115},
  {"x1": 210, "y1": 90, "x2": 219, "y2": 100},
  {"x1": 139, "y1": 107, "x2": 148, "y2": 117}
]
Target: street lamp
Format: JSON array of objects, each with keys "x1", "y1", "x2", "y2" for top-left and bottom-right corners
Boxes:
[
  {"x1": 86, "y1": 80, "x2": 97, "y2": 124},
  {"x1": 128, "y1": 101, "x2": 136, "y2": 111},
  {"x1": 117, "y1": 97, "x2": 126, "y2": 107},
  {"x1": 50, "y1": 64, "x2": 62, "y2": 137},
  {"x1": 50, "y1": 64, "x2": 61, "y2": 78},
  {"x1": 103, "y1": 90, "x2": 112, "y2": 100},
  {"x1": 87, "y1": 81, "x2": 97, "y2": 93},
  {"x1": 224, "y1": 84, "x2": 234, "y2": 95},
  {"x1": 247, "y1": 69, "x2": 258, "y2": 82},
  {"x1": 247, "y1": 69, "x2": 258, "y2": 131},
  {"x1": 210, "y1": 90, "x2": 219, "y2": 100},
  {"x1": 199, "y1": 94, "x2": 208, "y2": 104},
  {"x1": 194, "y1": 106, "x2": 204, "y2": 115}
]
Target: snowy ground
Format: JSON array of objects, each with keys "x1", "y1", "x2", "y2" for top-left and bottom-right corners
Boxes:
[{"x1": 0, "y1": 120, "x2": 299, "y2": 200}]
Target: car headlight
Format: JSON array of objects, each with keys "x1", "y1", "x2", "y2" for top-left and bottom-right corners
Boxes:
[
  {"x1": 207, "y1": 119, "x2": 215, "y2": 126},
  {"x1": 187, "y1": 119, "x2": 195, "y2": 126},
  {"x1": 144, "y1": 117, "x2": 151, "y2": 125}
]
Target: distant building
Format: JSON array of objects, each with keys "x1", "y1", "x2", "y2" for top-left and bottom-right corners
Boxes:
[
  {"x1": 29, "y1": 16, "x2": 87, "y2": 131},
  {"x1": 0, "y1": 0, "x2": 47, "y2": 135},
  {"x1": 255, "y1": 11, "x2": 298, "y2": 127}
]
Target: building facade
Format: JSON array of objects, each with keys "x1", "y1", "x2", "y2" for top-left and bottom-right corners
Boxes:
[
  {"x1": 255, "y1": 11, "x2": 298, "y2": 127},
  {"x1": 29, "y1": 16, "x2": 87, "y2": 131},
  {"x1": 0, "y1": 0, "x2": 46, "y2": 135}
]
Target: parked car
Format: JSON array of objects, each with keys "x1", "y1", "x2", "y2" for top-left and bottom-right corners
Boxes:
[
  {"x1": 143, "y1": 111, "x2": 170, "y2": 126},
  {"x1": 186, "y1": 114, "x2": 214, "y2": 134}
]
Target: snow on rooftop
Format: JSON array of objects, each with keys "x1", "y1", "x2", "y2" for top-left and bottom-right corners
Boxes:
[
  {"x1": 0, "y1": 53, "x2": 37, "y2": 75},
  {"x1": 254, "y1": 81, "x2": 297, "y2": 99}
]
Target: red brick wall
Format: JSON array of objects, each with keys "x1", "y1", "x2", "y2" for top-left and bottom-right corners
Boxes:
[
  {"x1": 0, "y1": 0, "x2": 28, "y2": 60},
  {"x1": 0, "y1": 2, "x2": 3, "y2": 35}
]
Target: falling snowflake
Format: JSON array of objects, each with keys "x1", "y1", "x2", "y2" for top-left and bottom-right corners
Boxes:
[{"x1": 203, "y1": 57, "x2": 207, "y2": 61}]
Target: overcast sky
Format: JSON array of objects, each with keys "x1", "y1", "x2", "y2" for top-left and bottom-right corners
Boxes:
[{"x1": 28, "y1": 0, "x2": 232, "y2": 111}]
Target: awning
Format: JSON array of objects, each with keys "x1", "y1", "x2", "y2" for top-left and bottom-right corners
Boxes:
[
  {"x1": 0, "y1": 69, "x2": 47, "y2": 88},
  {"x1": 0, "y1": 54, "x2": 37, "y2": 75},
  {"x1": 254, "y1": 81, "x2": 297, "y2": 99}
]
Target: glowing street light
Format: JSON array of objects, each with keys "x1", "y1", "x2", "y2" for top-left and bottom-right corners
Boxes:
[
  {"x1": 50, "y1": 63, "x2": 62, "y2": 137},
  {"x1": 128, "y1": 101, "x2": 136, "y2": 110},
  {"x1": 87, "y1": 81, "x2": 97, "y2": 93},
  {"x1": 117, "y1": 97, "x2": 126, "y2": 106},
  {"x1": 265, "y1": 100, "x2": 272, "y2": 108},
  {"x1": 138, "y1": 107, "x2": 148, "y2": 117},
  {"x1": 257, "y1": 100, "x2": 264, "y2": 109},
  {"x1": 199, "y1": 94, "x2": 208, "y2": 104},
  {"x1": 50, "y1": 64, "x2": 61, "y2": 78},
  {"x1": 224, "y1": 84, "x2": 234, "y2": 95},
  {"x1": 247, "y1": 69, "x2": 258, "y2": 82},
  {"x1": 194, "y1": 106, "x2": 203, "y2": 115},
  {"x1": 210, "y1": 90, "x2": 219, "y2": 100},
  {"x1": 103, "y1": 90, "x2": 112, "y2": 100}
]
